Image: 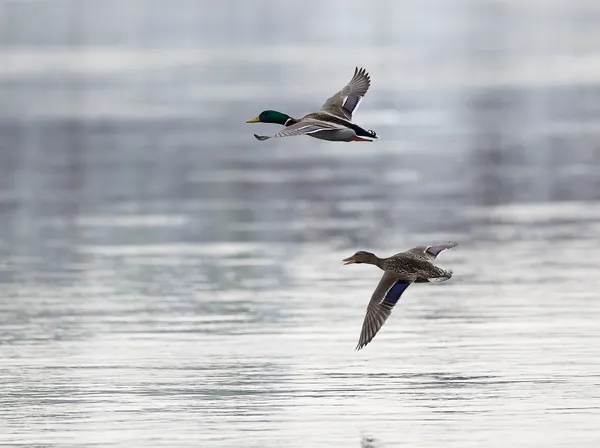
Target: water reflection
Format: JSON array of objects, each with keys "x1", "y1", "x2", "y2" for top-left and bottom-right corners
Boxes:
[{"x1": 361, "y1": 435, "x2": 379, "y2": 448}]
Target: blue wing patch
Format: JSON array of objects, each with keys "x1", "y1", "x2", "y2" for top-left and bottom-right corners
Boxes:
[
  {"x1": 426, "y1": 246, "x2": 443, "y2": 258},
  {"x1": 343, "y1": 96, "x2": 361, "y2": 115},
  {"x1": 425, "y1": 242, "x2": 457, "y2": 258},
  {"x1": 383, "y1": 282, "x2": 410, "y2": 305}
]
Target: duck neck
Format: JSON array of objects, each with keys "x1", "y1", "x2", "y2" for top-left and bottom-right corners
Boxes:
[
  {"x1": 370, "y1": 254, "x2": 384, "y2": 269},
  {"x1": 283, "y1": 117, "x2": 299, "y2": 127},
  {"x1": 377, "y1": 257, "x2": 392, "y2": 270}
]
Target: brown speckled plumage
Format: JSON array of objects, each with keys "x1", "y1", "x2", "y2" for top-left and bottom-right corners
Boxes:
[{"x1": 343, "y1": 242, "x2": 458, "y2": 350}]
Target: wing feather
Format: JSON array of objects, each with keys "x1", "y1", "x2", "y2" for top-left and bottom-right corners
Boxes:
[
  {"x1": 407, "y1": 241, "x2": 458, "y2": 260},
  {"x1": 253, "y1": 121, "x2": 342, "y2": 141},
  {"x1": 319, "y1": 67, "x2": 371, "y2": 120},
  {"x1": 356, "y1": 272, "x2": 413, "y2": 350}
]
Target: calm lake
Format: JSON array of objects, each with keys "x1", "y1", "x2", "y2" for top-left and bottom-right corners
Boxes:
[{"x1": 1, "y1": 0, "x2": 600, "y2": 446}]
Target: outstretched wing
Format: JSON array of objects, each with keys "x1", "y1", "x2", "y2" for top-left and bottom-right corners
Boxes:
[
  {"x1": 356, "y1": 272, "x2": 413, "y2": 351},
  {"x1": 253, "y1": 121, "x2": 342, "y2": 141},
  {"x1": 408, "y1": 241, "x2": 458, "y2": 260},
  {"x1": 319, "y1": 67, "x2": 371, "y2": 120}
]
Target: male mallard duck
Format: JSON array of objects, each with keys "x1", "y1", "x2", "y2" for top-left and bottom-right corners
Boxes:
[
  {"x1": 343, "y1": 242, "x2": 458, "y2": 350},
  {"x1": 246, "y1": 67, "x2": 378, "y2": 142}
]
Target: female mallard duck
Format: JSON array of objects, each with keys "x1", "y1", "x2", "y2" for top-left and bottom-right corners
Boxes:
[
  {"x1": 343, "y1": 242, "x2": 458, "y2": 350},
  {"x1": 246, "y1": 67, "x2": 378, "y2": 142}
]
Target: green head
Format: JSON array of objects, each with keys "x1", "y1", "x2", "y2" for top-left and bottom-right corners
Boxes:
[{"x1": 246, "y1": 110, "x2": 291, "y2": 125}]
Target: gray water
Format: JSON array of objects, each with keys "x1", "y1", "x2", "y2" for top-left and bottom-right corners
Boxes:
[{"x1": 1, "y1": 1, "x2": 600, "y2": 447}]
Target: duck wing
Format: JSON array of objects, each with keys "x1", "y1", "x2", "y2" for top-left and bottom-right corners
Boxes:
[
  {"x1": 253, "y1": 120, "x2": 344, "y2": 141},
  {"x1": 319, "y1": 67, "x2": 371, "y2": 121},
  {"x1": 356, "y1": 272, "x2": 413, "y2": 351},
  {"x1": 408, "y1": 241, "x2": 458, "y2": 260}
]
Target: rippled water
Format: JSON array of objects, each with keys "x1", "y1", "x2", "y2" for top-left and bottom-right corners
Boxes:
[{"x1": 2, "y1": 1, "x2": 600, "y2": 447}]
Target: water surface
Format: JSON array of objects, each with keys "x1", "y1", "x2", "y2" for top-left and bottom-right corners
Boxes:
[{"x1": 1, "y1": 1, "x2": 600, "y2": 446}]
